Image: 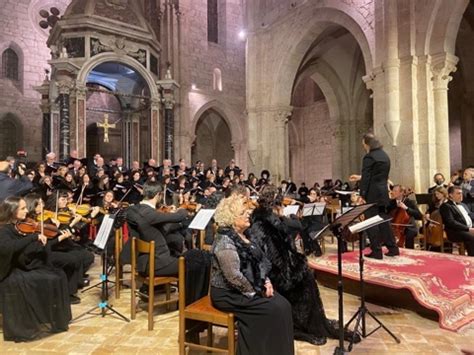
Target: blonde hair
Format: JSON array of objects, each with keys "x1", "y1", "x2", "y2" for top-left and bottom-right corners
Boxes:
[{"x1": 214, "y1": 194, "x2": 247, "y2": 227}]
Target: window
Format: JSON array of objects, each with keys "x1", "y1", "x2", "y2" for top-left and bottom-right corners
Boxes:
[
  {"x1": 213, "y1": 68, "x2": 222, "y2": 91},
  {"x1": 2, "y1": 48, "x2": 19, "y2": 81},
  {"x1": 208, "y1": 0, "x2": 218, "y2": 43}
]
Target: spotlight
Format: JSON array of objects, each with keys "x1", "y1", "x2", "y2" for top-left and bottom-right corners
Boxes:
[
  {"x1": 191, "y1": 83, "x2": 197, "y2": 90},
  {"x1": 238, "y1": 30, "x2": 247, "y2": 40}
]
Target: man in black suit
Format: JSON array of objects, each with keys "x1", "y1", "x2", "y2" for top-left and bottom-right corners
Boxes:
[
  {"x1": 428, "y1": 173, "x2": 448, "y2": 194},
  {"x1": 350, "y1": 133, "x2": 399, "y2": 259},
  {"x1": 0, "y1": 161, "x2": 33, "y2": 202},
  {"x1": 121, "y1": 181, "x2": 188, "y2": 276},
  {"x1": 439, "y1": 185, "x2": 474, "y2": 256}
]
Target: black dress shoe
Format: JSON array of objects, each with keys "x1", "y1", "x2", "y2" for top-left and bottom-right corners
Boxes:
[
  {"x1": 364, "y1": 251, "x2": 383, "y2": 260},
  {"x1": 70, "y1": 295, "x2": 81, "y2": 304},
  {"x1": 78, "y1": 278, "x2": 90, "y2": 288},
  {"x1": 385, "y1": 249, "x2": 400, "y2": 257}
]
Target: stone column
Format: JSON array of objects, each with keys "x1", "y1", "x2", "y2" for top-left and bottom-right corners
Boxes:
[
  {"x1": 273, "y1": 108, "x2": 292, "y2": 183},
  {"x1": 150, "y1": 98, "x2": 161, "y2": 162},
  {"x1": 431, "y1": 54, "x2": 457, "y2": 178},
  {"x1": 40, "y1": 103, "x2": 51, "y2": 159},
  {"x1": 56, "y1": 80, "x2": 73, "y2": 162}
]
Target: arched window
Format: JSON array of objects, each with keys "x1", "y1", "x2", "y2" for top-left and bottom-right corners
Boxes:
[
  {"x1": 2, "y1": 48, "x2": 19, "y2": 81},
  {"x1": 213, "y1": 68, "x2": 222, "y2": 91}
]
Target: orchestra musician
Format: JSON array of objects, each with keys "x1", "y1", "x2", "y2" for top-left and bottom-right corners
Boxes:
[
  {"x1": 387, "y1": 185, "x2": 423, "y2": 249},
  {"x1": 350, "y1": 133, "x2": 399, "y2": 260}
]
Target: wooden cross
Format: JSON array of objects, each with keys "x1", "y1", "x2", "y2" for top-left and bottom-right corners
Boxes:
[{"x1": 96, "y1": 114, "x2": 116, "y2": 143}]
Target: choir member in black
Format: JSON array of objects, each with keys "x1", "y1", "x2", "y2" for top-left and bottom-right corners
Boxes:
[
  {"x1": 439, "y1": 185, "x2": 474, "y2": 256},
  {"x1": 128, "y1": 170, "x2": 144, "y2": 205},
  {"x1": 33, "y1": 162, "x2": 47, "y2": 186},
  {"x1": 216, "y1": 168, "x2": 225, "y2": 185},
  {"x1": 350, "y1": 133, "x2": 399, "y2": 259},
  {"x1": 427, "y1": 173, "x2": 448, "y2": 193},
  {"x1": 461, "y1": 168, "x2": 474, "y2": 212},
  {"x1": 111, "y1": 173, "x2": 129, "y2": 202},
  {"x1": 257, "y1": 169, "x2": 270, "y2": 191},
  {"x1": 122, "y1": 181, "x2": 189, "y2": 276},
  {"x1": 77, "y1": 173, "x2": 96, "y2": 204},
  {"x1": 298, "y1": 182, "x2": 309, "y2": 200},
  {"x1": 210, "y1": 194, "x2": 294, "y2": 355},
  {"x1": 387, "y1": 185, "x2": 423, "y2": 249},
  {"x1": 24, "y1": 194, "x2": 83, "y2": 304},
  {"x1": 0, "y1": 196, "x2": 71, "y2": 341},
  {"x1": 246, "y1": 186, "x2": 359, "y2": 346}
]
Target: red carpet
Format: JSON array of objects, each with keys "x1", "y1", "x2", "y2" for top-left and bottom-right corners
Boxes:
[{"x1": 310, "y1": 248, "x2": 474, "y2": 332}]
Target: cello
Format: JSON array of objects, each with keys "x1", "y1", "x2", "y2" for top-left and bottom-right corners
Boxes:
[{"x1": 390, "y1": 187, "x2": 414, "y2": 247}]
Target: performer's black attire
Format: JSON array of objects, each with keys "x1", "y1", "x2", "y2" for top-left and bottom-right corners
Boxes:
[
  {"x1": 0, "y1": 172, "x2": 32, "y2": 202},
  {"x1": 210, "y1": 227, "x2": 294, "y2": 355},
  {"x1": 439, "y1": 200, "x2": 474, "y2": 256},
  {"x1": 246, "y1": 207, "x2": 359, "y2": 345},
  {"x1": 387, "y1": 198, "x2": 422, "y2": 249},
  {"x1": 359, "y1": 147, "x2": 399, "y2": 258},
  {"x1": 0, "y1": 224, "x2": 71, "y2": 341}
]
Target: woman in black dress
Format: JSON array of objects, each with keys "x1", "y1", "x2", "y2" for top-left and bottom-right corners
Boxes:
[
  {"x1": 246, "y1": 186, "x2": 360, "y2": 346},
  {"x1": 0, "y1": 196, "x2": 71, "y2": 342},
  {"x1": 210, "y1": 194, "x2": 294, "y2": 355}
]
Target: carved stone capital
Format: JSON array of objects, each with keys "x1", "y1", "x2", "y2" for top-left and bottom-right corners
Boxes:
[
  {"x1": 73, "y1": 82, "x2": 88, "y2": 98},
  {"x1": 56, "y1": 80, "x2": 74, "y2": 95},
  {"x1": 431, "y1": 53, "x2": 458, "y2": 90},
  {"x1": 274, "y1": 109, "x2": 292, "y2": 125},
  {"x1": 163, "y1": 98, "x2": 175, "y2": 110}
]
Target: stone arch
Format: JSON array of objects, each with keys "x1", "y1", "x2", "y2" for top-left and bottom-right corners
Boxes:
[
  {"x1": 76, "y1": 52, "x2": 159, "y2": 99},
  {"x1": 427, "y1": 0, "x2": 469, "y2": 55},
  {"x1": 269, "y1": 6, "x2": 374, "y2": 107},
  {"x1": 191, "y1": 99, "x2": 243, "y2": 146},
  {"x1": 0, "y1": 113, "x2": 23, "y2": 159}
]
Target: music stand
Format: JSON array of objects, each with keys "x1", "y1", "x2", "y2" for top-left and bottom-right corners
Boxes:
[
  {"x1": 326, "y1": 202, "x2": 377, "y2": 355},
  {"x1": 344, "y1": 217, "x2": 401, "y2": 351},
  {"x1": 72, "y1": 213, "x2": 130, "y2": 323}
]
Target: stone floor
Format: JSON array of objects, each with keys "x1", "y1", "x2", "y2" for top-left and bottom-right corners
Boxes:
[{"x1": 1, "y1": 249, "x2": 473, "y2": 355}]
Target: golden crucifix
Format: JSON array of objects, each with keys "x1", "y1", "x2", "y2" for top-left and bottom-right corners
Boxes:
[{"x1": 96, "y1": 114, "x2": 116, "y2": 143}]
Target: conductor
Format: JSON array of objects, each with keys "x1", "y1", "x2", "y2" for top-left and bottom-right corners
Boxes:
[{"x1": 349, "y1": 133, "x2": 399, "y2": 259}]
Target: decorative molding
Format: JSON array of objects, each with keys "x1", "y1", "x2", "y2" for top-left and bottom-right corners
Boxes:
[
  {"x1": 431, "y1": 53, "x2": 458, "y2": 90},
  {"x1": 56, "y1": 79, "x2": 74, "y2": 95}
]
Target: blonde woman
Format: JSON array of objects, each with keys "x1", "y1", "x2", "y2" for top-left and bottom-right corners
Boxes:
[{"x1": 210, "y1": 194, "x2": 294, "y2": 355}]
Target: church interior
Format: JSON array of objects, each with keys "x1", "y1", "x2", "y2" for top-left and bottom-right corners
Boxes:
[{"x1": 0, "y1": 0, "x2": 473, "y2": 354}]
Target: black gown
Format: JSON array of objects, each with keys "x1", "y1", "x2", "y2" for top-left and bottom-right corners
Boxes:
[
  {"x1": 247, "y1": 207, "x2": 359, "y2": 345},
  {"x1": 0, "y1": 224, "x2": 71, "y2": 342}
]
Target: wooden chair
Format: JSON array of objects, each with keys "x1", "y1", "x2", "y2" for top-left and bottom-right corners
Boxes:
[
  {"x1": 114, "y1": 226, "x2": 128, "y2": 299},
  {"x1": 178, "y1": 257, "x2": 236, "y2": 354},
  {"x1": 130, "y1": 237, "x2": 179, "y2": 330},
  {"x1": 425, "y1": 212, "x2": 466, "y2": 255}
]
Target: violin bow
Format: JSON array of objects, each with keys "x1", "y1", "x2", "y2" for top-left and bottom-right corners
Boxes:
[
  {"x1": 54, "y1": 189, "x2": 59, "y2": 220},
  {"x1": 40, "y1": 202, "x2": 44, "y2": 236}
]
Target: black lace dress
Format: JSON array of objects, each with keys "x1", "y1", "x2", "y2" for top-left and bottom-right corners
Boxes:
[
  {"x1": 0, "y1": 224, "x2": 71, "y2": 342},
  {"x1": 247, "y1": 207, "x2": 358, "y2": 345}
]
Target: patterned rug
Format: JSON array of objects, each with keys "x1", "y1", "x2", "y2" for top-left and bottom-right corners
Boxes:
[{"x1": 309, "y1": 248, "x2": 474, "y2": 332}]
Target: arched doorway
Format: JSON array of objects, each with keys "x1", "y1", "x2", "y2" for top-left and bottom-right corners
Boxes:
[
  {"x1": 289, "y1": 26, "x2": 372, "y2": 185},
  {"x1": 0, "y1": 113, "x2": 22, "y2": 159},
  {"x1": 449, "y1": 2, "x2": 474, "y2": 170},
  {"x1": 85, "y1": 61, "x2": 151, "y2": 165},
  {"x1": 192, "y1": 108, "x2": 233, "y2": 166}
]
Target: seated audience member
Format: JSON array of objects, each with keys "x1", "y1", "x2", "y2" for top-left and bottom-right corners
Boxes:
[{"x1": 210, "y1": 194, "x2": 294, "y2": 355}]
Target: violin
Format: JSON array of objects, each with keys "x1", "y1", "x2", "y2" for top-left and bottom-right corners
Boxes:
[
  {"x1": 158, "y1": 205, "x2": 175, "y2": 213},
  {"x1": 16, "y1": 218, "x2": 60, "y2": 238},
  {"x1": 68, "y1": 203, "x2": 92, "y2": 216},
  {"x1": 282, "y1": 196, "x2": 303, "y2": 206},
  {"x1": 179, "y1": 201, "x2": 199, "y2": 212}
]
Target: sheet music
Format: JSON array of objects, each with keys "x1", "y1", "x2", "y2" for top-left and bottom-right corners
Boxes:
[
  {"x1": 283, "y1": 205, "x2": 300, "y2": 216},
  {"x1": 188, "y1": 209, "x2": 216, "y2": 230},
  {"x1": 302, "y1": 202, "x2": 326, "y2": 216},
  {"x1": 93, "y1": 214, "x2": 115, "y2": 250},
  {"x1": 348, "y1": 215, "x2": 384, "y2": 234}
]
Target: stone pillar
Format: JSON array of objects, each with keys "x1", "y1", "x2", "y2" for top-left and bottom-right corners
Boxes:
[
  {"x1": 40, "y1": 103, "x2": 51, "y2": 159},
  {"x1": 56, "y1": 80, "x2": 73, "y2": 162},
  {"x1": 71, "y1": 82, "x2": 87, "y2": 158},
  {"x1": 431, "y1": 54, "x2": 458, "y2": 179},
  {"x1": 163, "y1": 98, "x2": 175, "y2": 162},
  {"x1": 273, "y1": 108, "x2": 292, "y2": 183}
]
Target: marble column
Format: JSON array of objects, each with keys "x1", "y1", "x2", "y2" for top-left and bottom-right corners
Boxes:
[
  {"x1": 57, "y1": 80, "x2": 73, "y2": 162},
  {"x1": 71, "y1": 82, "x2": 87, "y2": 158},
  {"x1": 431, "y1": 54, "x2": 458, "y2": 179},
  {"x1": 163, "y1": 98, "x2": 175, "y2": 162}
]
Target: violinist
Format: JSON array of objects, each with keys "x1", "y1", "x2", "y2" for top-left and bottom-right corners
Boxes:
[
  {"x1": 387, "y1": 185, "x2": 423, "y2": 249},
  {"x1": 122, "y1": 181, "x2": 189, "y2": 276},
  {"x1": 0, "y1": 196, "x2": 71, "y2": 341},
  {"x1": 24, "y1": 193, "x2": 83, "y2": 304},
  {"x1": 299, "y1": 188, "x2": 327, "y2": 256}
]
